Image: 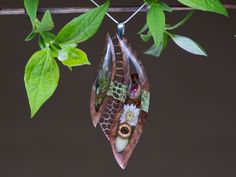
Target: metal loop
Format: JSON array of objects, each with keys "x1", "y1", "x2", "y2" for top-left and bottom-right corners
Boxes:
[{"x1": 117, "y1": 22, "x2": 125, "y2": 39}]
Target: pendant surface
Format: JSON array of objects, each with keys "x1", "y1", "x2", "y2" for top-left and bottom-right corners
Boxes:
[{"x1": 90, "y1": 34, "x2": 150, "y2": 169}]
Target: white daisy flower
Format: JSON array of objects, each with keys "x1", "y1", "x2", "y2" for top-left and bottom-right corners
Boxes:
[{"x1": 120, "y1": 104, "x2": 140, "y2": 126}]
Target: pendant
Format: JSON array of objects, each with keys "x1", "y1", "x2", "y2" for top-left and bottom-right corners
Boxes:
[{"x1": 90, "y1": 23, "x2": 150, "y2": 169}]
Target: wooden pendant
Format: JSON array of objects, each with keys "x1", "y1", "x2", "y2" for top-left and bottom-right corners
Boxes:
[{"x1": 90, "y1": 34, "x2": 150, "y2": 169}]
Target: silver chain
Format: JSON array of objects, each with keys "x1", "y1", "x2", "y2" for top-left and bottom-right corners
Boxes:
[{"x1": 90, "y1": 0, "x2": 146, "y2": 24}]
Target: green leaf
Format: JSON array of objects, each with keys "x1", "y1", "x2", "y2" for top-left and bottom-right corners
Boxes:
[
  {"x1": 144, "y1": 44, "x2": 163, "y2": 57},
  {"x1": 137, "y1": 23, "x2": 148, "y2": 34},
  {"x1": 144, "y1": 32, "x2": 168, "y2": 57},
  {"x1": 166, "y1": 11, "x2": 194, "y2": 30},
  {"x1": 39, "y1": 32, "x2": 59, "y2": 56},
  {"x1": 159, "y1": 2, "x2": 172, "y2": 12},
  {"x1": 140, "y1": 31, "x2": 152, "y2": 42},
  {"x1": 24, "y1": 49, "x2": 60, "y2": 117},
  {"x1": 24, "y1": 0, "x2": 39, "y2": 25},
  {"x1": 55, "y1": 1, "x2": 109, "y2": 44},
  {"x1": 170, "y1": 34, "x2": 207, "y2": 56},
  {"x1": 177, "y1": 0, "x2": 228, "y2": 16},
  {"x1": 36, "y1": 10, "x2": 54, "y2": 32},
  {"x1": 39, "y1": 36, "x2": 46, "y2": 49},
  {"x1": 144, "y1": 0, "x2": 157, "y2": 6},
  {"x1": 49, "y1": 45, "x2": 59, "y2": 58},
  {"x1": 162, "y1": 32, "x2": 169, "y2": 50},
  {"x1": 58, "y1": 45, "x2": 91, "y2": 67},
  {"x1": 25, "y1": 30, "x2": 37, "y2": 41},
  {"x1": 40, "y1": 32, "x2": 56, "y2": 45},
  {"x1": 147, "y1": 3, "x2": 166, "y2": 48}
]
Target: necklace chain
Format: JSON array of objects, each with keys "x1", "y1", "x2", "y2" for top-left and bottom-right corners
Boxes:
[{"x1": 90, "y1": 0, "x2": 146, "y2": 24}]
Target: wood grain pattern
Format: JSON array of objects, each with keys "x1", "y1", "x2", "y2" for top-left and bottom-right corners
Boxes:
[{"x1": 90, "y1": 34, "x2": 150, "y2": 169}]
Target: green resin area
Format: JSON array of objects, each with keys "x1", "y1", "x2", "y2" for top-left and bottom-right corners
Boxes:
[
  {"x1": 95, "y1": 76, "x2": 110, "y2": 111},
  {"x1": 107, "y1": 80, "x2": 127, "y2": 102},
  {"x1": 140, "y1": 90, "x2": 150, "y2": 113}
]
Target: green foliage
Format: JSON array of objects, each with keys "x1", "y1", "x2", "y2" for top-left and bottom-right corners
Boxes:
[
  {"x1": 39, "y1": 36, "x2": 46, "y2": 49},
  {"x1": 159, "y1": 2, "x2": 172, "y2": 12},
  {"x1": 177, "y1": 0, "x2": 228, "y2": 16},
  {"x1": 166, "y1": 11, "x2": 194, "y2": 31},
  {"x1": 141, "y1": 0, "x2": 228, "y2": 58},
  {"x1": 137, "y1": 23, "x2": 148, "y2": 35},
  {"x1": 144, "y1": 44, "x2": 163, "y2": 57},
  {"x1": 36, "y1": 10, "x2": 54, "y2": 32},
  {"x1": 25, "y1": 31, "x2": 37, "y2": 41},
  {"x1": 24, "y1": 0, "x2": 39, "y2": 26},
  {"x1": 147, "y1": 2, "x2": 166, "y2": 48},
  {"x1": 24, "y1": 50, "x2": 59, "y2": 117},
  {"x1": 169, "y1": 34, "x2": 207, "y2": 56},
  {"x1": 144, "y1": 0, "x2": 157, "y2": 5},
  {"x1": 23, "y1": 0, "x2": 230, "y2": 118},
  {"x1": 58, "y1": 45, "x2": 91, "y2": 67},
  {"x1": 24, "y1": 0, "x2": 109, "y2": 118},
  {"x1": 144, "y1": 33, "x2": 168, "y2": 57},
  {"x1": 55, "y1": 1, "x2": 109, "y2": 44},
  {"x1": 140, "y1": 31, "x2": 152, "y2": 42}
]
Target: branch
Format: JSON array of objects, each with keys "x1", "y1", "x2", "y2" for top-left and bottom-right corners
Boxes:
[{"x1": 0, "y1": 4, "x2": 236, "y2": 15}]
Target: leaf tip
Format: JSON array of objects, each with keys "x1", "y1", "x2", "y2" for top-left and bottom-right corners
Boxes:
[
  {"x1": 222, "y1": 8, "x2": 229, "y2": 17},
  {"x1": 86, "y1": 61, "x2": 91, "y2": 65},
  {"x1": 30, "y1": 108, "x2": 37, "y2": 118},
  {"x1": 30, "y1": 114, "x2": 35, "y2": 119},
  {"x1": 203, "y1": 51, "x2": 208, "y2": 56}
]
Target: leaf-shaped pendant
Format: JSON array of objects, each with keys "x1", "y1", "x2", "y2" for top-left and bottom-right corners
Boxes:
[{"x1": 90, "y1": 33, "x2": 150, "y2": 169}]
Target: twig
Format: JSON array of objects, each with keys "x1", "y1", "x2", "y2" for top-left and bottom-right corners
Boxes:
[{"x1": 0, "y1": 4, "x2": 236, "y2": 15}]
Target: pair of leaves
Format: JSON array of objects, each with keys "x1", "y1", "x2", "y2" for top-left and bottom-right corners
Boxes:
[
  {"x1": 142, "y1": 0, "x2": 228, "y2": 57},
  {"x1": 142, "y1": 2, "x2": 208, "y2": 57},
  {"x1": 24, "y1": 0, "x2": 54, "y2": 41},
  {"x1": 25, "y1": 47, "x2": 90, "y2": 117},
  {"x1": 25, "y1": 10, "x2": 54, "y2": 41},
  {"x1": 141, "y1": 1, "x2": 168, "y2": 57},
  {"x1": 24, "y1": 0, "x2": 109, "y2": 117},
  {"x1": 166, "y1": 11, "x2": 206, "y2": 56}
]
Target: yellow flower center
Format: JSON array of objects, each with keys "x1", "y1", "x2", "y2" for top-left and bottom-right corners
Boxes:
[{"x1": 126, "y1": 110, "x2": 134, "y2": 121}]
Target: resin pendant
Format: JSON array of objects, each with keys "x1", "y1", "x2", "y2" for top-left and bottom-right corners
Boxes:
[{"x1": 90, "y1": 26, "x2": 150, "y2": 169}]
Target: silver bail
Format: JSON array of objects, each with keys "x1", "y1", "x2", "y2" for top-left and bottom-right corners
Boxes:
[{"x1": 117, "y1": 22, "x2": 125, "y2": 39}]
